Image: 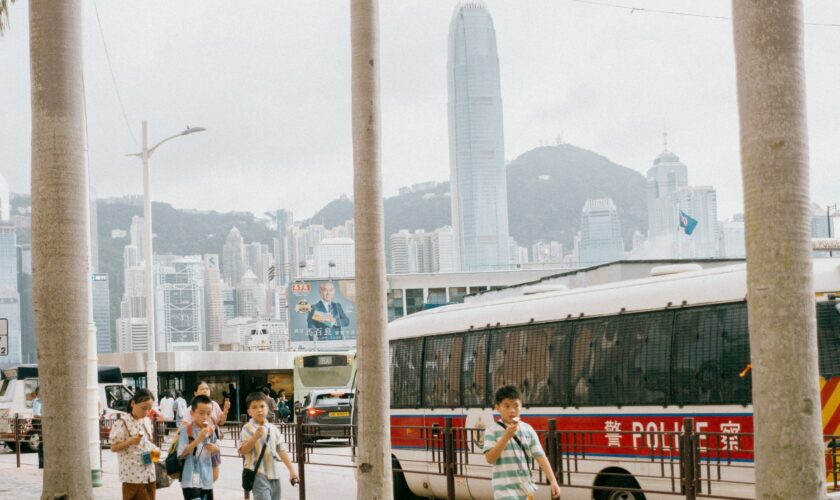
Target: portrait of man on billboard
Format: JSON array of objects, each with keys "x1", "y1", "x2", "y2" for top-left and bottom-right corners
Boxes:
[{"x1": 307, "y1": 281, "x2": 350, "y2": 340}]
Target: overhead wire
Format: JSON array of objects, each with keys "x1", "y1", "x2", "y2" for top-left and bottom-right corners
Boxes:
[
  {"x1": 91, "y1": 0, "x2": 139, "y2": 148},
  {"x1": 569, "y1": 0, "x2": 840, "y2": 28}
]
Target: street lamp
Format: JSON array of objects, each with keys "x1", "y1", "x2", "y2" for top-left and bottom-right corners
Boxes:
[{"x1": 127, "y1": 120, "x2": 205, "y2": 398}]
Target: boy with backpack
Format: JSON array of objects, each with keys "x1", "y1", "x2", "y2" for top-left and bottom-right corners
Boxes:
[
  {"x1": 483, "y1": 385, "x2": 561, "y2": 500},
  {"x1": 239, "y1": 391, "x2": 299, "y2": 500},
  {"x1": 177, "y1": 395, "x2": 219, "y2": 500}
]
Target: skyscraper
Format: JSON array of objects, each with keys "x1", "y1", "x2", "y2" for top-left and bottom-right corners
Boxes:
[
  {"x1": 578, "y1": 199, "x2": 624, "y2": 266},
  {"x1": 675, "y1": 186, "x2": 720, "y2": 258},
  {"x1": 92, "y1": 273, "x2": 112, "y2": 353},
  {"x1": 448, "y1": 0, "x2": 510, "y2": 271},
  {"x1": 222, "y1": 227, "x2": 245, "y2": 286},
  {"x1": 203, "y1": 254, "x2": 225, "y2": 349},
  {"x1": 157, "y1": 257, "x2": 205, "y2": 351}
]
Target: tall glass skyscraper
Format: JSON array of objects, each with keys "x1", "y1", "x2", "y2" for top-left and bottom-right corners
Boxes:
[
  {"x1": 579, "y1": 199, "x2": 624, "y2": 266},
  {"x1": 448, "y1": 0, "x2": 510, "y2": 271}
]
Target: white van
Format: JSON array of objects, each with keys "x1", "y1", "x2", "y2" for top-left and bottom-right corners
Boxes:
[{"x1": 0, "y1": 364, "x2": 134, "y2": 452}]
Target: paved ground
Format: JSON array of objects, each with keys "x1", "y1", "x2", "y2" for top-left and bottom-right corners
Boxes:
[{"x1": 0, "y1": 436, "x2": 358, "y2": 500}]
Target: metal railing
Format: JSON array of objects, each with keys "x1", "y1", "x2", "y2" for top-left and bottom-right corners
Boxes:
[{"x1": 5, "y1": 413, "x2": 840, "y2": 500}]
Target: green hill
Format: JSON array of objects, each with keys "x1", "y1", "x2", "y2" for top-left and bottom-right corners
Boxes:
[{"x1": 306, "y1": 144, "x2": 648, "y2": 249}]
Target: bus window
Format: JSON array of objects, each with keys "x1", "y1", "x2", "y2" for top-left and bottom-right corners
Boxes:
[
  {"x1": 423, "y1": 335, "x2": 461, "y2": 408},
  {"x1": 672, "y1": 302, "x2": 750, "y2": 405},
  {"x1": 613, "y1": 311, "x2": 674, "y2": 406},
  {"x1": 549, "y1": 322, "x2": 574, "y2": 407},
  {"x1": 391, "y1": 338, "x2": 422, "y2": 408},
  {"x1": 486, "y1": 325, "x2": 553, "y2": 406},
  {"x1": 461, "y1": 332, "x2": 488, "y2": 407},
  {"x1": 817, "y1": 302, "x2": 840, "y2": 377},
  {"x1": 568, "y1": 319, "x2": 617, "y2": 406}
]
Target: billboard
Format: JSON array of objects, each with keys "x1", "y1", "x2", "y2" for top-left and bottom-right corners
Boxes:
[{"x1": 288, "y1": 279, "x2": 356, "y2": 343}]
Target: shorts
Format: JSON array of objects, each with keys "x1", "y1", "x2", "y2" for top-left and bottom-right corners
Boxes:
[
  {"x1": 122, "y1": 482, "x2": 156, "y2": 500},
  {"x1": 181, "y1": 487, "x2": 213, "y2": 500}
]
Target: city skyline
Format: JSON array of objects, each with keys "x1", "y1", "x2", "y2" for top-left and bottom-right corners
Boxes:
[{"x1": 1, "y1": 2, "x2": 838, "y2": 221}]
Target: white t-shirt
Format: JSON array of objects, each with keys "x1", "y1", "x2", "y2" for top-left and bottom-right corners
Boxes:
[{"x1": 159, "y1": 397, "x2": 175, "y2": 421}]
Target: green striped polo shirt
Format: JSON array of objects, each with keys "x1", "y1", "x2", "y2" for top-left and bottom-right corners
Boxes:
[{"x1": 482, "y1": 420, "x2": 545, "y2": 500}]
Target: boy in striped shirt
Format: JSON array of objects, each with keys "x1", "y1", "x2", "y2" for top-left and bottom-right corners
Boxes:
[
  {"x1": 483, "y1": 386, "x2": 561, "y2": 500},
  {"x1": 239, "y1": 392, "x2": 299, "y2": 500}
]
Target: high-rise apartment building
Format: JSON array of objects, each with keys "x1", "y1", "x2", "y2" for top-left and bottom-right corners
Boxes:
[
  {"x1": 432, "y1": 226, "x2": 457, "y2": 273},
  {"x1": 92, "y1": 273, "x2": 112, "y2": 353},
  {"x1": 448, "y1": 0, "x2": 510, "y2": 271},
  {"x1": 579, "y1": 199, "x2": 624, "y2": 266},
  {"x1": 222, "y1": 227, "x2": 245, "y2": 286}
]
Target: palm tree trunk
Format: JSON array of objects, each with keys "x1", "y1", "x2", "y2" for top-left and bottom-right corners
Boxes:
[
  {"x1": 732, "y1": 1, "x2": 825, "y2": 497},
  {"x1": 29, "y1": 1, "x2": 94, "y2": 498},
  {"x1": 351, "y1": 0, "x2": 392, "y2": 498}
]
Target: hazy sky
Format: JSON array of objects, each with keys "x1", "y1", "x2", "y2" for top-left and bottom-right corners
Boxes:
[{"x1": 1, "y1": 1, "x2": 838, "y2": 222}]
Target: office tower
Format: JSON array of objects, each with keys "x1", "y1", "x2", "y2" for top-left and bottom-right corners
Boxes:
[
  {"x1": 129, "y1": 215, "x2": 145, "y2": 257},
  {"x1": 432, "y1": 226, "x2": 458, "y2": 273},
  {"x1": 675, "y1": 186, "x2": 720, "y2": 258},
  {"x1": 203, "y1": 254, "x2": 225, "y2": 349},
  {"x1": 157, "y1": 257, "x2": 205, "y2": 351},
  {"x1": 16, "y1": 244, "x2": 34, "y2": 362},
  {"x1": 222, "y1": 227, "x2": 245, "y2": 286},
  {"x1": 0, "y1": 172, "x2": 9, "y2": 221},
  {"x1": 274, "y1": 209, "x2": 293, "y2": 285},
  {"x1": 531, "y1": 241, "x2": 564, "y2": 264},
  {"x1": 245, "y1": 242, "x2": 271, "y2": 284},
  {"x1": 578, "y1": 199, "x2": 624, "y2": 266},
  {"x1": 448, "y1": 0, "x2": 510, "y2": 271},
  {"x1": 0, "y1": 223, "x2": 21, "y2": 363},
  {"x1": 720, "y1": 217, "x2": 746, "y2": 258},
  {"x1": 390, "y1": 231, "x2": 412, "y2": 274},
  {"x1": 92, "y1": 274, "x2": 112, "y2": 353},
  {"x1": 646, "y1": 148, "x2": 688, "y2": 257},
  {"x1": 116, "y1": 318, "x2": 148, "y2": 353},
  {"x1": 236, "y1": 270, "x2": 266, "y2": 319},
  {"x1": 222, "y1": 285, "x2": 236, "y2": 321},
  {"x1": 89, "y1": 185, "x2": 99, "y2": 273},
  {"x1": 315, "y1": 238, "x2": 355, "y2": 278}
]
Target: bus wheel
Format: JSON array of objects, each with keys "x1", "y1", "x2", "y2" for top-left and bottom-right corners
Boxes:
[
  {"x1": 392, "y1": 456, "x2": 420, "y2": 500},
  {"x1": 594, "y1": 468, "x2": 646, "y2": 500}
]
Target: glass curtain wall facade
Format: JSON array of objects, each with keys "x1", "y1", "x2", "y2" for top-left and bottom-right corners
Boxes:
[{"x1": 448, "y1": 0, "x2": 510, "y2": 271}]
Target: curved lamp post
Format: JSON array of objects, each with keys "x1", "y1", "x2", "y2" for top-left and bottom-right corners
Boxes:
[{"x1": 127, "y1": 120, "x2": 205, "y2": 398}]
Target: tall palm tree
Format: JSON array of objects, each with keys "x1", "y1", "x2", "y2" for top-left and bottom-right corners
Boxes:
[
  {"x1": 732, "y1": 1, "x2": 825, "y2": 498},
  {"x1": 0, "y1": 0, "x2": 13, "y2": 34},
  {"x1": 350, "y1": 0, "x2": 392, "y2": 498},
  {"x1": 29, "y1": 1, "x2": 94, "y2": 498}
]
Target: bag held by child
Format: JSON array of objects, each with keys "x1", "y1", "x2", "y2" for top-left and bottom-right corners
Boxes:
[{"x1": 242, "y1": 433, "x2": 269, "y2": 492}]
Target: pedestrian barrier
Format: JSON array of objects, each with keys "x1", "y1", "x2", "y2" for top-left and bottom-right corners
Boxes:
[{"x1": 6, "y1": 414, "x2": 840, "y2": 499}]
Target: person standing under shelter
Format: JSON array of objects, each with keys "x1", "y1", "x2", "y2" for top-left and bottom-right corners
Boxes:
[{"x1": 159, "y1": 390, "x2": 175, "y2": 428}]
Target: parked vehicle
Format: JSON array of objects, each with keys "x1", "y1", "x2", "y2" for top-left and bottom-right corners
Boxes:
[
  {"x1": 299, "y1": 388, "x2": 354, "y2": 445},
  {"x1": 0, "y1": 364, "x2": 133, "y2": 452}
]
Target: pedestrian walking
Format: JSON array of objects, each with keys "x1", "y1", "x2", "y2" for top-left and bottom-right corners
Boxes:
[
  {"x1": 178, "y1": 395, "x2": 219, "y2": 500},
  {"x1": 110, "y1": 389, "x2": 161, "y2": 500},
  {"x1": 239, "y1": 391, "x2": 298, "y2": 500},
  {"x1": 181, "y1": 381, "x2": 231, "y2": 481},
  {"x1": 484, "y1": 385, "x2": 561, "y2": 500}
]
